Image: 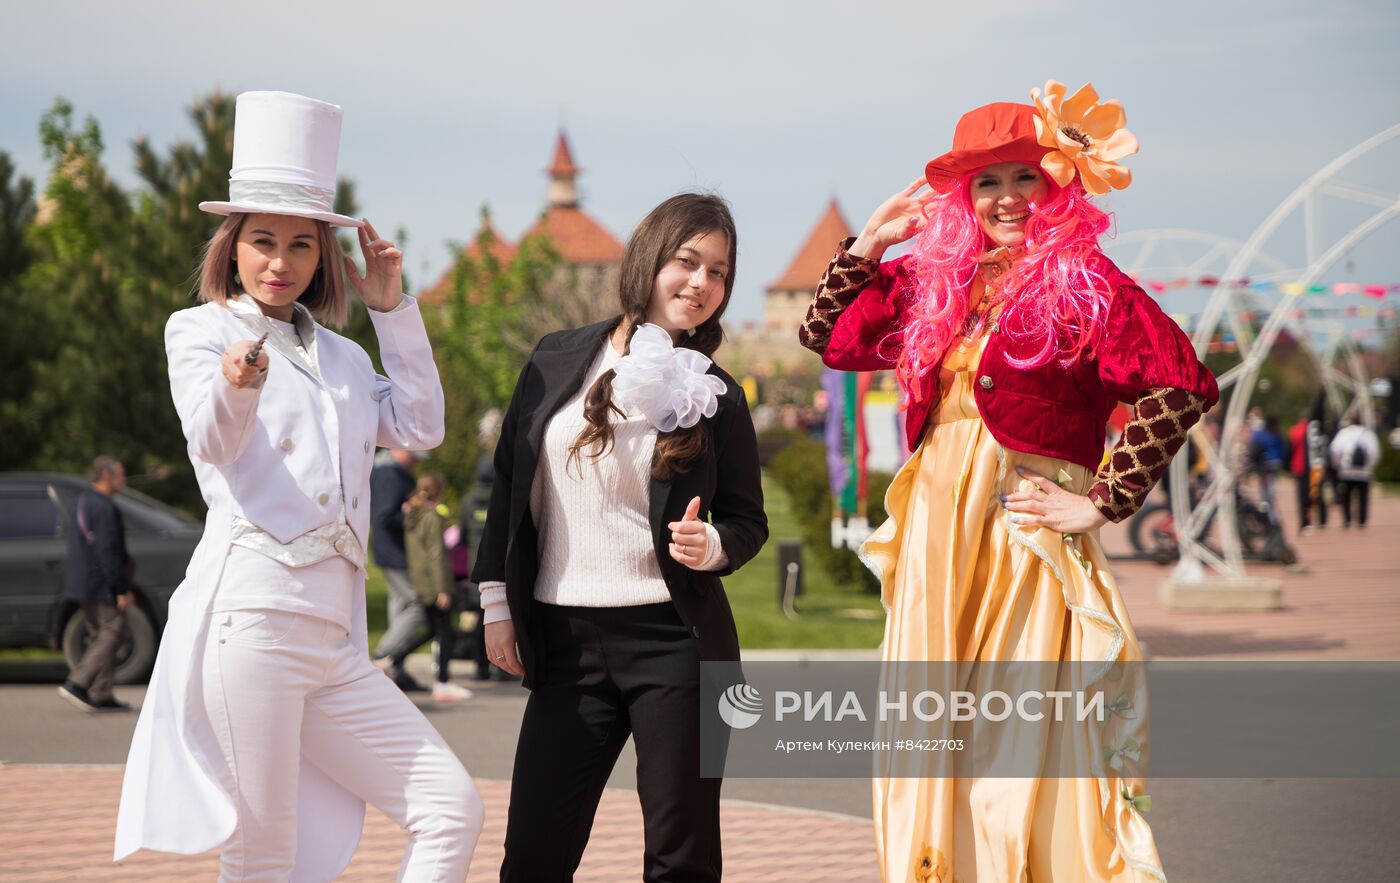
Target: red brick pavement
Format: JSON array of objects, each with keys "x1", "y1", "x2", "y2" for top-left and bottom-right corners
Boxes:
[
  {"x1": 1099, "y1": 485, "x2": 1400, "y2": 660},
  {"x1": 3, "y1": 493, "x2": 1394, "y2": 881},
  {"x1": 0, "y1": 766, "x2": 878, "y2": 882}
]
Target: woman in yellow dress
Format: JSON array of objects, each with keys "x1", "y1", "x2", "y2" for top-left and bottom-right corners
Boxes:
[{"x1": 799, "y1": 83, "x2": 1218, "y2": 882}]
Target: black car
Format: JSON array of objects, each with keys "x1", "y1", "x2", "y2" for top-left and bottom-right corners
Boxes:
[{"x1": 0, "y1": 473, "x2": 202, "y2": 683}]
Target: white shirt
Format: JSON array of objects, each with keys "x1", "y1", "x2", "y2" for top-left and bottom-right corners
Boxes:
[
  {"x1": 531, "y1": 341, "x2": 671, "y2": 607},
  {"x1": 479, "y1": 339, "x2": 725, "y2": 623}
]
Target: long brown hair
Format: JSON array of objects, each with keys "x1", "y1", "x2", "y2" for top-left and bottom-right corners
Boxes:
[
  {"x1": 568, "y1": 193, "x2": 738, "y2": 478},
  {"x1": 195, "y1": 213, "x2": 349, "y2": 327}
]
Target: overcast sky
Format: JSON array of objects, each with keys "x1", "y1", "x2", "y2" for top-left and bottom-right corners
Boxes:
[{"x1": 5, "y1": 0, "x2": 1399, "y2": 324}]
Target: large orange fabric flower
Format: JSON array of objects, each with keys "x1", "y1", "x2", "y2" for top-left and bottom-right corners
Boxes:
[{"x1": 1030, "y1": 81, "x2": 1139, "y2": 196}]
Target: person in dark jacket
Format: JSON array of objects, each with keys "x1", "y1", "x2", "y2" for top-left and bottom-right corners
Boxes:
[
  {"x1": 369, "y1": 447, "x2": 427, "y2": 690},
  {"x1": 58, "y1": 455, "x2": 135, "y2": 712},
  {"x1": 1292, "y1": 397, "x2": 1333, "y2": 534},
  {"x1": 475, "y1": 194, "x2": 767, "y2": 882},
  {"x1": 1249, "y1": 413, "x2": 1287, "y2": 524}
]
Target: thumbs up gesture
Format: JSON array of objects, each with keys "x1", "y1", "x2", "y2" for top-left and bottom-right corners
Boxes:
[{"x1": 668, "y1": 496, "x2": 710, "y2": 568}]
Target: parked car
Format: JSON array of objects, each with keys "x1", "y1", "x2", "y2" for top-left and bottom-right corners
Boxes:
[{"x1": 0, "y1": 472, "x2": 202, "y2": 683}]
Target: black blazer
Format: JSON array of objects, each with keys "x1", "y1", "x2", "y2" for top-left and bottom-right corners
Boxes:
[{"x1": 471, "y1": 318, "x2": 768, "y2": 688}]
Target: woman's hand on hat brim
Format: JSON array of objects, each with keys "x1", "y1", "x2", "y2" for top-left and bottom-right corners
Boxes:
[
  {"x1": 343, "y1": 218, "x2": 404, "y2": 312},
  {"x1": 851, "y1": 177, "x2": 936, "y2": 260}
]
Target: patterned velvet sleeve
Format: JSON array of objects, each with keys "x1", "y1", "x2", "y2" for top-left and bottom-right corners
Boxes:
[
  {"x1": 1087, "y1": 387, "x2": 1208, "y2": 522},
  {"x1": 798, "y1": 237, "x2": 881, "y2": 355}
]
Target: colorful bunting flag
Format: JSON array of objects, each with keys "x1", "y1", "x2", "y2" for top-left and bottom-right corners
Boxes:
[{"x1": 1127, "y1": 276, "x2": 1399, "y2": 297}]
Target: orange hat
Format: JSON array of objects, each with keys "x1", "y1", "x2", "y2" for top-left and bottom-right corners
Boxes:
[
  {"x1": 924, "y1": 103, "x2": 1046, "y2": 192},
  {"x1": 926, "y1": 83, "x2": 1139, "y2": 196}
]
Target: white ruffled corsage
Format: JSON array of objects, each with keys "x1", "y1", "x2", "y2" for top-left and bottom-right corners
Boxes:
[{"x1": 612, "y1": 324, "x2": 727, "y2": 432}]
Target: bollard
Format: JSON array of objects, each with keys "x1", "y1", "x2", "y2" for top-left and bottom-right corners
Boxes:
[{"x1": 777, "y1": 540, "x2": 802, "y2": 619}]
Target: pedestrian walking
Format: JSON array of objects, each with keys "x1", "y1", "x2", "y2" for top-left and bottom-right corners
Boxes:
[
  {"x1": 370, "y1": 447, "x2": 431, "y2": 692},
  {"x1": 475, "y1": 193, "x2": 768, "y2": 882},
  {"x1": 1295, "y1": 399, "x2": 1333, "y2": 534},
  {"x1": 1330, "y1": 418, "x2": 1381, "y2": 528},
  {"x1": 394, "y1": 472, "x2": 473, "y2": 702},
  {"x1": 115, "y1": 91, "x2": 482, "y2": 880},
  {"x1": 58, "y1": 455, "x2": 135, "y2": 713},
  {"x1": 1249, "y1": 413, "x2": 1287, "y2": 524}
]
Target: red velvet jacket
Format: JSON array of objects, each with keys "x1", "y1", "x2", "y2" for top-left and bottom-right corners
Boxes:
[{"x1": 820, "y1": 251, "x2": 1220, "y2": 472}]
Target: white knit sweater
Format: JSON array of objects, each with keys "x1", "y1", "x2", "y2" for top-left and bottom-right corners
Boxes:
[{"x1": 480, "y1": 340, "x2": 725, "y2": 624}]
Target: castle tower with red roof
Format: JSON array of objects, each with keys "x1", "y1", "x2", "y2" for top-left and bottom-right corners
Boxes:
[
  {"x1": 419, "y1": 209, "x2": 517, "y2": 304},
  {"x1": 544, "y1": 131, "x2": 581, "y2": 208},
  {"x1": 719, "y1": 198, "x2": 854, "y2": 374},
  {"x1": 764, "y1": 198, "x2": 852, "y2": 334},
  {"x1": 523, "y1": 132, "x2": 625, "y2": 267},
  {"x1": 520, "y1": 131, "x2": 625, "y2": 324},
  {"x1": 421, "y1": 130, "x2": 623, "y2": 321}
]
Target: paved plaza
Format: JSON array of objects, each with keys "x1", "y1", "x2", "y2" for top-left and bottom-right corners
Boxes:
[{"x1": 1, "y1": 489, "x2": 1396, "y2": 881}]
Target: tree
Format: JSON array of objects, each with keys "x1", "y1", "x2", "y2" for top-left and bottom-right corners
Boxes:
[
  {"x1": 0, "y1": 152, "x2": 38, "y2": 459},
  {"x1": 1, "y1": 99, "x2": 155, "y2": 477},
  {"x1": 423, "y1": 208, "x2": 561, "y2": 497},
  {"x1": 1, "y1": 94, "x2": 361, "y2": 512},
  {"x1": 0, "y1": 152, "x2": 35, "y2": 286}
]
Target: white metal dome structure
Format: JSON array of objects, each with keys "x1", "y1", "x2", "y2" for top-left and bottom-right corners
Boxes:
[{"x1": 1130, "y1": 126, "x2": 1400, "y2": 582}]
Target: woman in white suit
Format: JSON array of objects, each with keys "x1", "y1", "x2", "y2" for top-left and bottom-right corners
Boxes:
[{"x1": 115, "y1": 92, "x2": 482, "y2": 882}]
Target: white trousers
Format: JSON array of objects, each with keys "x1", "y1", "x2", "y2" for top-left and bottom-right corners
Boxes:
[{"x1": 203, "y1": 609, "x2": 483, "y2": 882}]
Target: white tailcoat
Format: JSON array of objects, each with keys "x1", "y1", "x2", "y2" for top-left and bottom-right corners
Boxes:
[{"x1": 114, "y1": 296, "x2": 445, "y2": 880}]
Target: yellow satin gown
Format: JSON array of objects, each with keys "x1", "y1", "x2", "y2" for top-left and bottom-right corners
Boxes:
[{"x1": 863, "y1": 309, "x2": 1166, "y2": 882}]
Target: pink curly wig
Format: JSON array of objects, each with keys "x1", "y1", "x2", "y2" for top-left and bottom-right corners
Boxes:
[{"x1": 891, "y1": 171, "x2": 1115, "y2": 400}]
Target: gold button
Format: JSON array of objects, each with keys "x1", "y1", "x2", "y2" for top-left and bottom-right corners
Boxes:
[
  {"x1": 280, "y1": 438, "x2": 294, "y2": 451},
  {"x1": 334, "y1": 539, "x2": 347, "y2": 554},
  {"x1": 979, "y1": 376, "x2": 994, "y2": 390},
  {"x1": 318, "y1": 493, "x2": 330, "y2": 505}
]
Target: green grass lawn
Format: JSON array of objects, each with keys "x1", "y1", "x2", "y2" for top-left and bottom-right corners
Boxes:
[
  {"x1": 722, "y1": 473, "x2": 886, "y2": 649},
  {"x1": 0, "y1": 646, "x2": 64, "y2": 660},
  {"x1": 364, "y1": 567, "x2": 390, "y2": 651}
]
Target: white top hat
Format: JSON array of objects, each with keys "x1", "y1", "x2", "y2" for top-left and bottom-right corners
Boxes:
[{"x1": 199, "y1": 91, "x2": 361, "y2": 228}]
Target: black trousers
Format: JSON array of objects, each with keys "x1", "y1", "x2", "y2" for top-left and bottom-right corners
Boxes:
[
  {"x1": 1336, "y1": 479, "x2": 1371, "y2": 526},
  {"x1": 501, "y1": 602, "x2": 721, "y2": 883},
  {"x1": 1295, "y1": 470, "x2": 1328, "y2": 530},
  {"x1": 391, "y1": 603, "x2": 456, "y2": 683}
]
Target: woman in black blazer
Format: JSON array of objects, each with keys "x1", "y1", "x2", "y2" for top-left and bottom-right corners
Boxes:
[{"x1": 472, "y1": 193, "x2": 768, "y2": 882}]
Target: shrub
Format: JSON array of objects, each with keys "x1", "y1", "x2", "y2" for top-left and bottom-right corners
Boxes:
[
  {"x1": 755, "y1": 426, "x2": 810, "y2": 468},
  {"x1": 770, "y1": 437, "x2": 894, "y2": 593}
]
